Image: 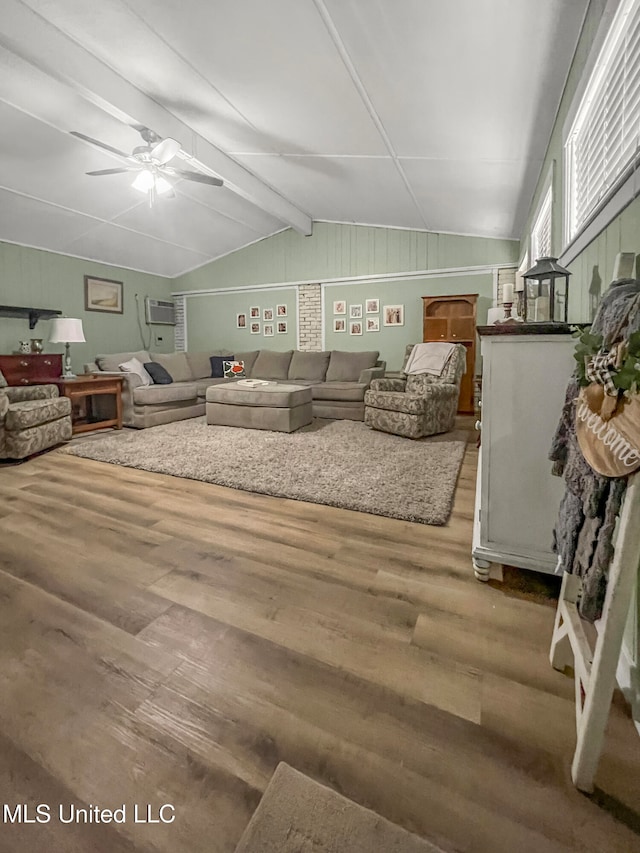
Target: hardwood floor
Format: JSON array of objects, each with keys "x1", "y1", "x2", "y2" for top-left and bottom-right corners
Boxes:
[{"x1": 0, "y1": 427, "x2": 639, "y2": 852}]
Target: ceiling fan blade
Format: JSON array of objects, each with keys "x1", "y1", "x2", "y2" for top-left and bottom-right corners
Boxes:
[
  {"x1": 150, "y1": 137, "x2": 181, "y2": 165},
  {"x1": 86, "y1": 168, "x2": 134, "y2": 176},
  {"x1": 70, "y1": 131, "x2": 131, "y2": 161},
  {"x1": 172, "y1": 169, "x2": 223, "y2": 186}
]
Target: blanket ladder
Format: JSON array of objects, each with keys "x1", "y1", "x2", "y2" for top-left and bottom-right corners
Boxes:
[{"x1": 549, "y1": 471, "x2": 640, "y2": 792}]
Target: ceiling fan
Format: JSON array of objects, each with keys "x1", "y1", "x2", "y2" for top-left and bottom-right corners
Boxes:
[{"x1": 70, "y1": 126, "x2": 223, "y2": 205}]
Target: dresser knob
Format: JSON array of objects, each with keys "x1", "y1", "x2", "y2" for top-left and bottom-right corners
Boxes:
[
  {"x1": 440, "y1": 334, "x2": 444, "y2": 338},
  {"x1": 44, "y1": 359, "x2": 52, "y2": 365},
  {"x1": 475, "y1": 420, "x2": 482, "y2": 431},
  {"x1": 19, "y1": 360, "x2": 28, "y2": 367},
  {"x1": 20, "y1": 378, "x2": 29, "y2": 385}
]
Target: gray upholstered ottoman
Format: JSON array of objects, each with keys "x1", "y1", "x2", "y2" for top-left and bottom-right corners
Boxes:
[{"x1": 206, "y1": 382, "x2": 313, "y2": 432}]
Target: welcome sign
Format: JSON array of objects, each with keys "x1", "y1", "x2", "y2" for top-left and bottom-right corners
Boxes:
[{"x1": 576, "y1": 384, "x2": 640, "y2": 477}]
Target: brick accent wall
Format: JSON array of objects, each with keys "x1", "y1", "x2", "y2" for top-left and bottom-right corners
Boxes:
[
  {"x1": 174, "y1": 296, "x2": 186, "y2": 352},
  {"x1": 298, "y1": 283, "x2": 322, "y2": 351}
]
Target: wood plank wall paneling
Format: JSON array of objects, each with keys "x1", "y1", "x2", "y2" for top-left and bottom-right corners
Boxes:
[
  {"x1": 175, "y1": 223, "x2": 519, "y2": 292},
  {"x1": 0, "y1": 426, "x2": 639, "y2": 852}
]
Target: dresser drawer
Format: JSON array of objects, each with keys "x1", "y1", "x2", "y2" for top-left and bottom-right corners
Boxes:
[{"x1": 0, "y1": 354, "x2": 62, "y2": 385}]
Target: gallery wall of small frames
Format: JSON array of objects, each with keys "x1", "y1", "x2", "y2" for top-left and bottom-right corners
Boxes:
[
  {"x1": 332, "y1": 298, "x2": 404, "y2": 334},
  {"x1": 236, "y1": 304, "x2": 288, "y2": 336}
]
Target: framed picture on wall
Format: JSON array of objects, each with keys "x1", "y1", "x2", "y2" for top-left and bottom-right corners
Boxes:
[
  {"x1": 263, "y1": 308, "x2": 274, "y2": 321},
  {"x1": 84, "y1": 275, "x2": 123, "y2": 314},
  {"x1": 277, "y1": 304, "x2": 287, "y2": 317},
  {"x1": 277, "y1": 321, "x2": 287, "y2": 333},
  {"x1": 264, "y1": 324, "x2": 274, "y2": 336},
  {"x1": 366, "y1": 317, "x2": 380, "y2": 332},
  {"x1": 333, "y1": 300, "x2": 346, "y2": 315},
  {"x1": 383, "y1": 304, "x2": 404, "y2": 326},
  {"x1": 237, "y1": 313, "x2": 247, "y2": 329},
  {"x1": 250, "y1": 322, "x2": 261, "y2": 334},
  {"x1": 366, "y1": 298, "x2": 379, "y2": 314},
  {"x1": 350, "y1": 304, "x2": 363, "y2": 319},
  {"x1": 334, "y1": 318, "x2": 346, "y2": 332},
  {"x1": 250, "y1": 306, "x2": 260, "y2": 319},
  {"x1": 350, "y1": 321, "x2": 363, "y2": 335}
]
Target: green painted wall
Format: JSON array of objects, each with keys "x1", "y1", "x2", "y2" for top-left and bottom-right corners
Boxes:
[
  {"x1": 0, "y1": 241, "x2": 173, "y2": 373},
  {"x1": 565, "y1": 195, "x2": 640, "y2": 322},
  {"x1": 187, "y1": 287, "x2": 298, "y2": 353},
  {"x1": 176, "y1": 222, "x2": 518, "y2": 291},
  {"x1": 175, "y1": 222, "x2": 516, "y2": 370},
  {"x1": 324, "y1": 273, "x2": 494, "y2": 371}
]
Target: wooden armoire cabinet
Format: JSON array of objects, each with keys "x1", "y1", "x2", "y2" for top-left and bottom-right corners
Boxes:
[{"x1": 422, "y1": 294, "x2": 477, "y2": 414}]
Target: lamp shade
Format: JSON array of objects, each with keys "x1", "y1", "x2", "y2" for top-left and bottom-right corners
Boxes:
[{"x1": 49, "y1": 317, "x2": 86, "y2": 343}]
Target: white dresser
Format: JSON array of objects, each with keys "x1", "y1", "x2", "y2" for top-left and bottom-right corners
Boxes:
[{"x1": 472, "y1": 329, "x2": 576, "y2": 581}]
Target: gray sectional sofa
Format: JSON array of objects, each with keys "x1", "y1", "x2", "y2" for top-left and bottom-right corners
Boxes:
[{"x1": 87, "y1": 348, "x2": 385, "y2": 428}]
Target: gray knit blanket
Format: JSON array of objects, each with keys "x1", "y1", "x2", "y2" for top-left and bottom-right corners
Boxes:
[{"x1": 549, "y1": 279, "x2": 640, "y2": 621}]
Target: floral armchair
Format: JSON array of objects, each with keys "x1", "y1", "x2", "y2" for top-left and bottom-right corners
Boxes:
[
  {"x1": 0, "y1": 382, "x2": 72, "y2": 460},
  {"x1": 364, "y1": 343, "x2": 467, "y2": 438}
]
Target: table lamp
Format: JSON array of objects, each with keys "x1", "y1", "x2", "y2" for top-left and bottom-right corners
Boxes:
[{"x1": 49, "y1": 317, "x2": 86, "y2": 378}]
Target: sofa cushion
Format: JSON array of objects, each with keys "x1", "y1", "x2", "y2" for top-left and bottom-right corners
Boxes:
[
  {"x1": 133, "y1": 383, "x2": 198, "y2": 405},
  {"x1": 206, "y1": 383, "x2": 312, "y2": 408},
  {"x1": 195, "y1": 377, "x2": 229, "y2": 397},
  {"x1": 5, "y1": 396, "x2": 71, "y2": 430},
  {"x1": 187, "y1": 351, "x2": 220, "y2": 379},
  {"x1": 312, "y1": 382, "x2": 367, "y2": 403},
  {"x1": 150, "y1": 352, "x2": 193, "y2": 382},
  {"x1": 144, "y1": 362, "x2": 173, "y2": 385},
  {"x1": 364, "y1": 390, "x2": 426, "y2": 415},
  {"x1": 119, "y1": 356, "x2": 152, "y2": 386},
  {"x1": 288, "y1": 351, "x2": 331, "y2": 382},
  {"x1": 235, "y1": 350, "x2": 259, "y2": 377},
  {"x1": 326, "y1": 351, "x2": 379, "y2": 382},
  {"x1": 251, "y1": 350, "x2": 293, "y2": 380},
  {"x1": 96, "y1": 350, "x2": 150, "y2": 373}
]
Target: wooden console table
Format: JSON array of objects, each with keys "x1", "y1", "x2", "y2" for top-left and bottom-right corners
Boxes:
[{"x1": 52, "y1": 374, "x2": 124, "y2": 434}]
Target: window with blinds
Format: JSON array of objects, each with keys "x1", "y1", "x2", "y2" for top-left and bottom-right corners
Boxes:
[
  {"x1": 531, "y1": 187, "x2": 552, "y2": 261},
  {"x1": 565, "y1": 0, "x2": 640, "y2": 241}
]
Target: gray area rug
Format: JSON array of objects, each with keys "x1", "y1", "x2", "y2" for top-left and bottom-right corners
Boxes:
[
  {"x1": 65, "y1": 418, "x2": 466, "y2": 525},
  {"x1": 234, "y1": 762, "x2": 446, "y2": 853}
]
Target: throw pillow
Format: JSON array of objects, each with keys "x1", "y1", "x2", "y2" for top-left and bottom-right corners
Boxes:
[
  {"x1": 223, "y1": 360, "x2": 246, "y2": 378},
  {"x1": 210, "y1": 354, "x2": 234, "y2": 378},
  {"x1": 96, "y1": 351, "x2": 150, "y2": 372},
  {"x1": 144, "y1": 362, "x2": 173, "y2": 384},
  {"x1": 119, "y1": 356, "x2": 152, "y2": 386}
]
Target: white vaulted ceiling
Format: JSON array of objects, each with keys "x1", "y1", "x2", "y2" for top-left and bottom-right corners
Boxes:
[{"x1": 0, "y1": 0, "x2": 589, "y2": 277}]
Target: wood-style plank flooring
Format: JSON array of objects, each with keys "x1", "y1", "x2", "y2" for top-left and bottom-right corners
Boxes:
[{"x1": 0, "y1": 425, "x2": 639, "y2": 852}]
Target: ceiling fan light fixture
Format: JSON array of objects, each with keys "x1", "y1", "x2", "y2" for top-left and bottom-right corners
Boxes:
[
  {"x1": 155, "y1": 175, "x2": 172, "y2": 195},
  {"x1": 132, "y1": 169, "x2": 155, "y2": 192}
]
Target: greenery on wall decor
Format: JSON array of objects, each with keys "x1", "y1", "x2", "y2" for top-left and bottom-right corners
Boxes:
[{"x1": 573, "y1": 327, "x2": 640, "y2": 396}]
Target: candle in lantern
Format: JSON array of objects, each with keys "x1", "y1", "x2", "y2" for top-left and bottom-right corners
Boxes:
[{"x1": 502, "y1": 283, "x2": 514, "y2": 304}]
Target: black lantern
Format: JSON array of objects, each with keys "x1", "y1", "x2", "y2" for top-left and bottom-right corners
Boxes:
[{"x1": 522, "y1": 257, "x2": 571, "y2": 323}]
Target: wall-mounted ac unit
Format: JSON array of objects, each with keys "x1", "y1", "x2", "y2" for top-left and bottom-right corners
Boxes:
[{"x1": 145, "y1": 298, "x2": 176, "y2": 325}]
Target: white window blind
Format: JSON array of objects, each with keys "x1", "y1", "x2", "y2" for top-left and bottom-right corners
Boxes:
[
  {"x1": 531, "y1": 187, "x2": 552, "y2": 260},
  {"x1": 566, "y1": 0, "x2": 640, "y2": 240}
]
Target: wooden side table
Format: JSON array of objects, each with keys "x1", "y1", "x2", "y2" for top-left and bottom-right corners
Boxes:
[{"x1": 53, "y1": 374, "x2": 124, "y2": 434}]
